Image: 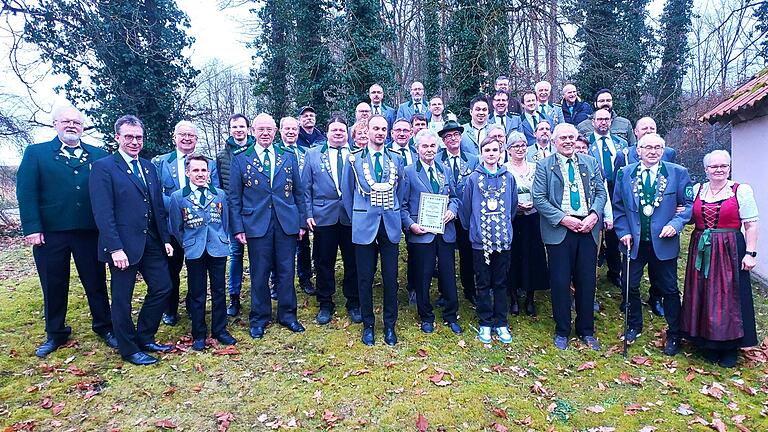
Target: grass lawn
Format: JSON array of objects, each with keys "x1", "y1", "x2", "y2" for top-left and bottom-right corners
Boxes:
[{"x1": 1, "y1": 230, "x2": 767, "y2": 431}]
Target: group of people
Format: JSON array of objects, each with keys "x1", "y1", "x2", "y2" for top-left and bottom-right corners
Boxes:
[{"x1": 16, "y1": 77, "x2": 760, "y2": 369}]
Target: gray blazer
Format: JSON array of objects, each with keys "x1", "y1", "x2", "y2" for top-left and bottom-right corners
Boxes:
[
  {"x1": 302, "y1": 143, "x2": 350, "y2": 227},
  {"x1": 153, "y1": 150, "x2": 219, "y2": 210},
  {"x1": 401, "y1": 160, "x2": 459, "y2": 243},
  {"x1": 532, "y1": 152, "x2": 607, "y2": 245},
  {"x1": 169, "y1": 186, "x2": 230, "y2": 260}
]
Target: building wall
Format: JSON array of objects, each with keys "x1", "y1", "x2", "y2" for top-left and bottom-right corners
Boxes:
[{"x1": 731, "y1": 115, "x2": 768, "y2": 282}]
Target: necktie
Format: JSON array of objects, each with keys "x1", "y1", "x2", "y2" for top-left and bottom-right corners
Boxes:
[
  {"x1": 263, "y1": 149, "x2": 271, "y2": 184},
  {"x1": 452, "y1": 156, "x2": 459, "y2": 182},
  {"x1": 499, "y1": 115, "x2": 505, "y2": 128},
  {"x1": 374, "y1": 106, "x2": 380, "y2": 115},
  {"x1": 531, "y1": 114, "x2": 538, "y2": 128},
  {"x1": 373, "y1": 152, "x2": 383, "y2": 182},
  {"x1": 64, "y1": 146, "x2": 79, "y2": 158},
  {"x1": 181, "y1": 155, "x2": 189, "y2": 189},
  {"x1": 568, "y1": 159, "x2": 580, "y2": 211},
  {"x1": 601, "y1": 137, "x2": 613, "y2": 180},
  {"x1": 429, "y1": 166, "x2": 440, "y2": 193},
  {"x1": 540, "y1": 103, "x2": 547, "y2": 117},
  {"x1": 643, "y1": 168, "x2": 653, "y2": 191},
  {"x1": 335, "y1": 147, "x2": 344, "y2": 191},
  {"x1": 476, "y1": 128, "x2": 482, "y2": 144},
  {"x1": 415, "y1": 102, "x2": 421, "y2": 114},
  {"x1": 130, "y1": 159, "x2": 147, "y2": 189},
  {"x1": 400, "y1": 148, "x2": 409, "y2": 166},
  {"x1": 199, "y1": 187, "x2": 207, "y2": 206}
]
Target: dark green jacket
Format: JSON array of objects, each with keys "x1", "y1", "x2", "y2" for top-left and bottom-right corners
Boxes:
[
  {"x1": 216, "y1": 135, "x2": 254, "y2": 190},
  {"x1": 16, "y1": 136, "x2": 108, "y2": 235}
]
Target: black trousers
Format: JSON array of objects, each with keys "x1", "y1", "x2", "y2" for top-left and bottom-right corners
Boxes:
[
  {"x1": 313, "y1": 223, "x2": 359, "y2": 311},
  {"x1": 603, "y1": 228, "x2": 622, "y2": 280},
  {"x1": 453, "y1": 220, "x2": 475, "y2": 299},
  {"x1": 186, "y1": 253, "x2": 227, "y2": 340},
  {"x1": 32, "y1": 230, "x2": 112, "y2": 341},
  {"x1": 411, "y1": 236, "x2": 459, "y2": 323},
  {"x1": 296, "y1": 234, "x2": 312, "y2": 284},
  {"x1": 547, "y1": 230, "x2": 597, "y2": 338},
  {"x1": 355, "y1": 221, "x2": 399, "y2": 328},
  {"x1": 625, "y1": 241, "x2": 681, "y2": 337},
  {"x1": 473, "y1": 249, "x2": 510, "y2": 327},
  {"x1": 164, "y1": 236, "x2": 186, "y2": 317},
  {"x1": 109, "y1": 237, "x2": 171, "y2": 357},
  {"x1": 405, "y1": 242, "x2": 416, "y2": 294},
  {"x1": 246, "y1": 216, "x2": 298, "y2": 327}
]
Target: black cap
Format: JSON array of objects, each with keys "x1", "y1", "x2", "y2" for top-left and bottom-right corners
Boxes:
[
  {"x1": 297, "y1": 106, "x2": 315, "y2": 116},
  {"x1": 437, "y1": 119, "x2": 464, "y2": 137}
]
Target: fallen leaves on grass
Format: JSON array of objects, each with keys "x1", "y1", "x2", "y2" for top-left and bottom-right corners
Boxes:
[
  {"x1": 624, "y1": 403, "x2": 650, "y2": 415},
  {"x1": 51, "y1": 402, "x2": 65, "y2": 416},
  {"x1": 675, "y1": 404, "x2": 694, "y2": 416},
  {"x1": 65, "y1": 364, "x2": 86, "y2": 376},
  {"x1": 154, "y1": 419, "x2": 177, "y2": 429},
  {"x1": 577, "y1": 361, "x2": 597, "y2": 371},
  {"x1": 322, "y1": 410, "x2": 340, "y2": 428},
  {"x1": 530, "y1": 381, "x2": 555, "y2": 398},
  {"x1": 585, "y1": 405, "x2": 606, "y2": 413},
  {"x1": 490, "y1": 422, "x2": 508, "y2": 432},
  {"x1": 491, "y1": 407, "x2": 508, "y2": 419},
  {"x1": 417, "y1": 348, "x2": 428, "y2": 357},
  {"x1": 416, "y1": 413, "x2": 428, "y2": 432},
  {"x1": 162, "y1": 386, "x2": 177, "y2": 396},
  {"x1": 212, "y1": 346, "x2": 240, "y2": 356},
  {"x1": 39, "y1": 396, "x2": 52, "y2": 409},
  {"x1": 214, "y1": 411, "x2": 235, "y2": 431},
  {"x1": 513, "y1": 416, "x2": 532, "y2": 426},
  {"x1": 4, "y1": 420, "x2": 37, "y2": 431},
  {"x1": 616, "y1": 371, "x2": 645, "y2": 386},
  {"x1": 631, "y1": 356, "x2": 653, "y2": 366},
  {"x1": 700, "y1": 382, "x2": 726, "y2": 400}
]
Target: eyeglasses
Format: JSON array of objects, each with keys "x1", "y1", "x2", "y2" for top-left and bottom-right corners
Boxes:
[
  {"x1": 176, "y1": 133, "x2": 197, "y2": 139},
  {"x1": 57, "y1": 119, "x2": 83, "y2": 127},
  {"x1": 122, "y1": 135, "x2": 144, "y2": 143},
  {"x1": 594, "y1": 117, "x2": 611, "y2": 122},
  {"x1": 508, "y1": 144, "x2": 527, "y2": 150},
  {"x1": 640, "y1": 145, "x2": 664, "y2": 152},
  {"x1": 707, "y1": 164, "x2": 730, "y2": 170}
]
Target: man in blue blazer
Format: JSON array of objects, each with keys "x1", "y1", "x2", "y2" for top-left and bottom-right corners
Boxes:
[
  {"x1": 303, "y1": 116, "x2": 360, "y2": 325},
  {"x1": 612, "y1": 133, "x2": 693, "y2": 356},
  {"x1": 401, "y1": 129, "x2": 463, "y2": 335},
  {"x1": 89, "y1": 115, "x2": 174, "y2": 366},
  {"x1": 341, "y1": 115, "x2": 406, "y2": 346},
  {"x1": 153, "y1": 120, "x2": 219, "y2": 326},
  {"x1": 521, "y1": 92, "x2": 554, "y2": 145},
  {"x1": 526, "y1": 121, "x2": 554, "y2": 163},
  {"x1": 16, "y1": 105, "x2": 115, "y2": 357},
  {"x1": 587, "y1": 108, "x2": 629, "y2": 290},
  {"x1": 488, "y1": 90, "x2": 522, "y2": 136},
  {"x1": 535, "y1": 81, "x2": 564, "y2": 127},
  {"x1": 460, "y1": 95, "x2": 494, "y2": 155},
  {"x1": 438, "y1": 120, "x2": 479, "y2": 305},
  {"x1": 369, "y1": 84, "x2": 397, "y2": 142},
  {"x1": 228, "y1": 113, "x2": 308, "y2": 340},
  {"x1": 168, "y1": 153, "x2": 236, "y2": 351},
  {"x1": 396, "y1": 81, "x2": 430, "y2": 123}
]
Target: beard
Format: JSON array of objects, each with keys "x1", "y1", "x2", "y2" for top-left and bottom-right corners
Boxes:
[{"x1": 60, "y1": 132, "x2": 81, "y2": 144}]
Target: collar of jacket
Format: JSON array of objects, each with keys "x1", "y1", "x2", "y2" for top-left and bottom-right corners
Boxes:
[
  {"x1": 228, "y1": 135, "x2": 255, "y2": 151},
  {"x1": 416, "y1": 159, "x2": 443, "y2": 173}
]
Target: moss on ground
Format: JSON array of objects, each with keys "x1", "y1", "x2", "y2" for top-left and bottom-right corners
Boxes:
[{"x1": 1, "y1": 230, "x2": 767, "y2": 431}]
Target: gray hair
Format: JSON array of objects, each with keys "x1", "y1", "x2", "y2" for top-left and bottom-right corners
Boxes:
[
  {"x1": 52, "y1": 105, "x2": 85, "y2": 123},
  {"x1": 703, "y1": 149, "x2": 731, "y2": 167},
  {"x1": 114, "y1": 115, "x2": 144, "y2": 135},
  {"x1": 279, "y1": 116, "x2": 299, "y2": 128},
  {"x1": 637, "y1": 133, "x2": 665, "y2": 148},
  {"x1": 174, "y1": 120, "x2": 197, "y2": 134},
  {"x1": 506, "y1": 131, "x2": 527, "y2": 149},
  {"x1": 487, "y1": 124, "x2": 505, "y2": 136},
  {"x1": 184, "y1": 152, "x2": 208, "y2": 170},
  {"x1": 552, "y1": 122, "x2": 577, "y2": 142},
  {"x1": 414, "y1": 128, "x2": 441, "y2": 147}
]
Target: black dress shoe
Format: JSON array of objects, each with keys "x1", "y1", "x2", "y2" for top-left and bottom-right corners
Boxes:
[
  {"x1": 524, "y1": 296, "x2": 537, "y2": 317},
  {"x1": 420, "y1": 322, "x2": 434, "y2": 334},
  {"x1": 227, "y1": 295, "x2": 241, "y2": 317},
  {"x1": 361, "y1": 327, "x2": 375, "y2": 346},
  {"x1": 384, "y1": 327, "x2": 397, "y2": 346},
  {"x1": 100, "y1": 332, "x2": 119, "y2": 349},
  {"x1": 142, "y1": 342, "x2": 173, "y2": 353},
  {"x1": 122, "y1": 352, "x2": 158, "y2": 366},
  {"x1": 347, "y1": 307, "x2": 363, "y2": 324},
  {"x1": 35, "y1": 339, "x2": 67, "y2": 358},
  {"x1": 648, "y1": 299, "x2": 665, "y2": 317},
  {"x1": 270, "y1": 288, "x2": 278, "y2": 300},
  {"x1": 447, "y1": 321, "x2": 463, "y2": 334},
  {"x1": 192, "y1": 339, "x2": 206, "y2": 351},
  {"x1": 509, "y1": 297, "x2": 520, "y2": 316},
  {"x1": 663, "y1": 337, "x2": 681, "y2": 356},
  {"x1": 161, "y1": 314, "x2": 178, "y2": 326},
  {"x1": 280, "y1": 321, "x2": 305, "y2": 333},
  {"x1": 250, "y1": 326, "x2": 265, "y2": 339},
  {"x1": 215, "y1": 331, "x2": 237, "y2": 345},
  {"x1": 300, "y1": 281, "x2": 317, "y2": 296},
  {"x1": 316, "y1": 309, "x2": 333, "y2": 325}
]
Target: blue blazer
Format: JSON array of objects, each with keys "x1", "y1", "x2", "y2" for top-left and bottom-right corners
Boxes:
[
  {"x1": 613, "y1": 145, "x2": 677, "y2": 175},
  {"x1": 401, "y1": 160, "x2": 459, "y2": 244},
  {"x1": 153, "y1": 150, "x2": 219, "y2": 211},
  {"x1": 372, "y1": 104, "x2": 397, "y2": 141},
  {"x1": 612, "y1": 161, "x2": 694, "y2": 261},
  {"x1": 519, "y1": 112, "x2": 553, "y2": 145},
  {"x1": 387, "y1": 142, "x2": 418, "y2": 166},
  {"x1": 526, "y1": 143, "x2": 554, "y2": 163},
  {"x1": 459, "y1": 123, "x2": 496, "y2": 155},
  {"x1": 487, "y1": 112, "x2": 522, "y2": 136},
  {"x1": 168, "y1": 186, "x2": 231, "y2": 259},
  {"x1": 587, "y1": 133, "x2": 628, "y2": 184},
  {"x1": 89, "y1": 153, "x2": 170, "y2": 265},
  {"x1": 302, "y1": 143, "x2": 350, "y2": 227},
  {"x1": 396, "y1": 100, "x2": 431, "y2": 122},
  {"x1": 341, "y1": 147, "x2": 405, "y2": 245},
  {"x1": 228, "y1": 144, "x2": 307, "y2": 238}
]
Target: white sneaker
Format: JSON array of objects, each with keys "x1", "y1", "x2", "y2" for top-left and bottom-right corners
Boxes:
[
  {"x1": 478, "y1": 326, "x2": 492, "y2": 344},
  {"x1": 495, "y1": 326, "x2": 513, "y2": 344}
]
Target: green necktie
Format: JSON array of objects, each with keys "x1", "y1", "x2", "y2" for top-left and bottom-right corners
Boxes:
[
  {"x1": 532, "y1": 114, "x2": 538, "y2": 128},
  {"x1": 199, "y1": 187, "x2": 207, "y2": 206},
  {"x1": 452, "y1": 156, "x2": 459, "y2": 182},
  {"x1": 263, "y1": 149, "x2": 271, "y2": 184},
  {"x1": 601, "y1": 137, "x2": 613, "y2": 180},
  {"x1": 540, "y1": 104, "x2": 547, "y2": 117},
  {"x1": 373, "y1": 152, "x2": 383, "y2": 182},
  {"x1": 429, "y1": 166, "x2": 440, "y2": 193},
  {"x1": 64, "y1": 146, "x2": 79, "y2": 158},
  {"x1": 568, "y1": 159, "x2": 581, "y2": 211},
  {"x1": 335, "y1": 147, "x2": 344, "y2": 189},
  {"x1": 643, "y1": 168, "x2": 653, "y2": 192},
  {"x1": 400, "y1": 148, "x2": 409, "y2": 166},
  {"x1": 130, "y1": 159, "x2": 147, "y2": 189}
]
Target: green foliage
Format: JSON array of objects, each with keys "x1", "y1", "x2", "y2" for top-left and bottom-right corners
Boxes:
[
  {"x1": 252, "y1": 0, "x2": 293, "y2": 119},
  {"x1": 23, "y1": 0, "x2": 198, "y2": 157},
  {"x1": 753, "y1": 2, "x2": 768, "y2": 62},
  {"x1": 422, "y1": 0, "x2": 442, "y2": 98},
  {"x1": 651, "y1": 0, "x2": 694, "y2": 135},
  {"x1": 567, "y1": 0, "x2": 653, "y2": 121}
]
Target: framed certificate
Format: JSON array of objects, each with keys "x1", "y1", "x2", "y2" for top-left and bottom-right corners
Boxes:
[{"x1": 418, "y1": 192, "x2": 449, "y2": 234}]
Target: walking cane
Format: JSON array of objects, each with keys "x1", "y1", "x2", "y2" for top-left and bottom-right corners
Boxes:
[{"x1": 622, "y1": 242, "x2": 631, "y2": 359}]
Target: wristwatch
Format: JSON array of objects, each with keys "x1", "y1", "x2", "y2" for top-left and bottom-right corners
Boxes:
[{"x1": 746, "y1": 251, "x2": 757, "y2": 257}]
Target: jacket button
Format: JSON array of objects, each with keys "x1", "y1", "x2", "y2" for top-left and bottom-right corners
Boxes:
[
  {"x1": 75, "y1": 186, "x2": 81, "y2": 190},
  {"x1": 143, "y1": 229, "x2": 148, "y2": 234},
  {"x1": 76, "y1": 202, "x2": 81, "y2": 206},
  {"x1": 144, "y1": 214, "x2": 149, "y2": 218},
  {"x1": 74, "y1": 170, "x2": 79, "y2": 174},
  {"x1": 144, "y1": 198, "x2": 148, "y2": 202}
]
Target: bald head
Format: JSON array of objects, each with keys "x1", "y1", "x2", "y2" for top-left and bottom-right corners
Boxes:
[
  {"x1": 634, "y1": 117, "x2": 657, "y2": 140},
  {"x1": 252, "y1": 113, "x2": 277, "y2": 148},
  {"x1": 355, "y1": 102, "x2": 372, "y2": 121},
  {"x1": 562, "y1": 84, "x2": 577, "y2": 104}
]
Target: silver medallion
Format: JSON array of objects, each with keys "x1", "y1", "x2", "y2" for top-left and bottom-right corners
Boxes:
[
  {"x1": 643, "y1": 205, "x2": 654, "y2": 217},
  {"x1": 487, "y1": 198, "x2": 498, "y2": 211}
]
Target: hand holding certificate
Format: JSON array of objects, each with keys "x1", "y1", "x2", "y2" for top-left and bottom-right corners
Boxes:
[{"x1": 417, "y1": 192, "x2": 449, "y2": 234}]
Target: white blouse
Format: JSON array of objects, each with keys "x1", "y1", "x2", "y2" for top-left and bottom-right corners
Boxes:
[{"x1": 694, "y1": 181, "x2": 759, "y2": 223}]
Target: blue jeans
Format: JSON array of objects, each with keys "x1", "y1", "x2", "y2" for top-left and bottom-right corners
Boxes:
[{"x1": 227, "y1": 233, "x2": 245, "y2": 295}]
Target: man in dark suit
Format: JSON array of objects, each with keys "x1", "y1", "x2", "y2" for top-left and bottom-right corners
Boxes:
[
  {"x1": 533, "y1": 123, "x2": 607, "y2": 351},
  {"x1": 613, "y1": 133, "x2": 693, "y2": 355},
  {"x1": 16, "y1": 105, "x2": 116, "y2": 358},
  {"x1": 396, "y1": 81, "x2": 428, "y2": 122},
  {"x1": 228, "y1": 113, "x2": 308, "y2": 340},
  {"x1": 89, "y1": 115, "x2": 174, "y2": 366},
  {"x1": 369, "y1": 84, "x2": 397, "y2": 142}
]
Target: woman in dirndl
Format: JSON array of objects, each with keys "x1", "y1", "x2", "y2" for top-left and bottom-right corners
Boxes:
[{"x1": 681, "y1": 150, "x2": 759, "y2": 368}]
